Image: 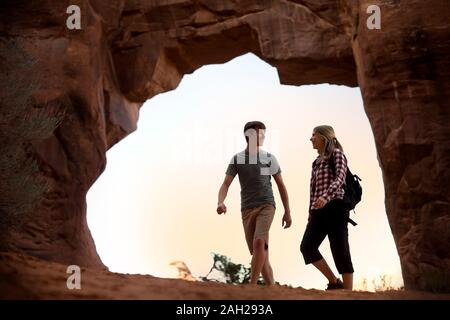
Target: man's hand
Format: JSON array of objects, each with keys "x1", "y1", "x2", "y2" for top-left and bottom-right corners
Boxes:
[
  {"x1": 217, "y1": 175, "x2": 234, "y2": 215},
  {"x1": 313, "y1": 196, "x2": 328, "y2": 209},
  {"x1": 217, "y1": 202, "x2": 227, "y2": 215},
  {"x1": 273, "y1": 173, "x2": 292, "y2": 228},
  {"x1": 282, "y1": 211, "x2": 292, "y2": 229}
]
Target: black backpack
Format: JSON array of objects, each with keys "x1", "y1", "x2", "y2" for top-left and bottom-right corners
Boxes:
[{"x1": 329, "y1": 155, "x2": 362, "y2": 225}]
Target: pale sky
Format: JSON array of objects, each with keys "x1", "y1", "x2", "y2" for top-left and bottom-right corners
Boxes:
[{"x1": 86, "y1": 53, "x2": 403, "y2": 291}]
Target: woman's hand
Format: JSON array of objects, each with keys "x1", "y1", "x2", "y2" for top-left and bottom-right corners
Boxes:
[{"x1": 313, "y1": 196, "x2": 328, "y2": 209}]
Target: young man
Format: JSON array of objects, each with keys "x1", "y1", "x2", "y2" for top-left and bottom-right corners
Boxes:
[{"x1": 216, "y1": 121, "x2": 292, "y2": 285}]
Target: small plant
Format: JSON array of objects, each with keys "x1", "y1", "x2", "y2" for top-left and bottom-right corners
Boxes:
[
  {"x1": 372, "y1": 274, "x2": 395, "y2": 291},
  {"x1": 359, "y1": 277, "x2": 368, "y2": 291},
  {"x1": 356, "y1": 274, "x2": 404, "y2": 292},
  {"x1": 201, "y1": 252, "x2": 269, "y2": 285}
]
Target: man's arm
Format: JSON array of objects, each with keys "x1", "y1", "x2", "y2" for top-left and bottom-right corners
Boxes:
[
  {"x1": 273, "y1": 173, "x2": 292, "y2": 228},
  {"x1": 217, "y1": 175, "x2": 234, "y2": 214}
]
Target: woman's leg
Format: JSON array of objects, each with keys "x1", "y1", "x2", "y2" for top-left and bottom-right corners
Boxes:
[
  {"x1": 312, "y1": 258, "x2": 339, "y2": 284},
  {"x1": 328, "y1": 204, "x2": 354, "y2": 290},
  {"x1": 342, "y1": 273, "x2": 353, "y2": 290},
  {"x1": 301, "y1": 210, "x2": 336, "y2": 283}
]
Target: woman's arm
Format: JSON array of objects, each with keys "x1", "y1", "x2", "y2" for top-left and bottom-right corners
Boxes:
[{"x1": 322, "y1": 149, "x2": 347, "y2": 202}]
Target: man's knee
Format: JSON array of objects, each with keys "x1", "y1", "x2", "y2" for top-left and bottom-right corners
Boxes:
[{"x1": 253, "y1": 238, "x2": 267, "y2": 252}]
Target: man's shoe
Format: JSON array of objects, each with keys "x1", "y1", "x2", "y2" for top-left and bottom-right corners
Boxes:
[{"x1": 326, "y1": 279, "x2": 344, "y2": 290}]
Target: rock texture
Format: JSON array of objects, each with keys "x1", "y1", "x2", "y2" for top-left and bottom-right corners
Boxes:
[
  {"x1": 0, "y1": 0, "x2": 449, "y2": 292},
  {"x1": 348, "y1": 0, "x2": 450, "y2": 292}
]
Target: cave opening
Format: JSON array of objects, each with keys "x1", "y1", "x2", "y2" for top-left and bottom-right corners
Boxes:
[{"x1": 86, "y1": 53, "x2": 402, "y2": 291}]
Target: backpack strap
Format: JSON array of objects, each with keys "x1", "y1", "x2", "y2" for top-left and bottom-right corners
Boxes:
[
  {"x1": 329, "y1": 150, "x2": 359, "y2": 227},
  {"x1": 329, "y1": 150, "x2": 354, "y2": 178}
]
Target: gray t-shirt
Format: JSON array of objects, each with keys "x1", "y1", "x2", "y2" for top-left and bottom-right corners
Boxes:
[{"x1": 225, "y1": 149, "x2": 281, "y2": 211}]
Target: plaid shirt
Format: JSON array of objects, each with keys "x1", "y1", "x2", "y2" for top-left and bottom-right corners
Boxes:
[{"x1": 309, "y1": 148, "x2": 347, "y2": 213}]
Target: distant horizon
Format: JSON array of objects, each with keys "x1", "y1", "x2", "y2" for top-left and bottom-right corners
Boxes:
[{"x1": 87, "y1": 53, "x2": 403, "y2": 291}]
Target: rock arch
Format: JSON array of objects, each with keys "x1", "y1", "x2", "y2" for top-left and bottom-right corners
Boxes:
[{"x1": 0, "y1": 0, "x2": 448, "y2": 291}]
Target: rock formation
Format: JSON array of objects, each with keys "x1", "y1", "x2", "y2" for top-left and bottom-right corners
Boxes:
[{"x1": 0, "y1": 0, "x2": 448, "y2": 291}]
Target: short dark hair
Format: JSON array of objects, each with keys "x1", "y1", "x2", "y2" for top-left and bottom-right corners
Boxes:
[
  {"x1": 244, "y1": 121, "x2": 266, "y2": 142},
  {"x1": 244, "y1": 121, "x2": 266, "y2": 133}
]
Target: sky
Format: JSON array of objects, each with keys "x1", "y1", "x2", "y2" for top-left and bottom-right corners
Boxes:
[{"x1": 86, "y1": 53, "x2": 403, "y2": 291}]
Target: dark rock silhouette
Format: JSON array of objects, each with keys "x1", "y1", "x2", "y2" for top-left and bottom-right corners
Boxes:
[{"x1": 0, "y1": 0, "x2": 449, "y2": 292}]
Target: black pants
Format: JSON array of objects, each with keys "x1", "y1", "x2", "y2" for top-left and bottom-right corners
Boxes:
[{"x1": 300, "y1": 199, "x2": 354, "y2": 274}]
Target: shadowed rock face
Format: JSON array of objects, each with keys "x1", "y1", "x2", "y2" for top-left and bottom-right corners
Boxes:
[{"x1": 0, "y1": 0, "x2": 448, "y2": 291}]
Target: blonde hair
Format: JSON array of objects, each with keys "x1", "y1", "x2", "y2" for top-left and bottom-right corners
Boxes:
[{"x1": 313, "y1": 125, "x2": 344, "y2": 159}]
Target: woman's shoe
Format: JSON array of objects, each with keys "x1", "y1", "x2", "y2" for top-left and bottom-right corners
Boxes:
[{"x1": 326, "y1": 278, "x2": 344, "y2": 290}]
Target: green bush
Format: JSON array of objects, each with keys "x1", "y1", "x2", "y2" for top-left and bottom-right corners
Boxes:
[{"x1": 201, "y1": 252, "x2": 271, "y2": 285}]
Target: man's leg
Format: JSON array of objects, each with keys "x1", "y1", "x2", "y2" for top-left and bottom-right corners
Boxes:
[
  {"x1": 261, "y1": 247, "x2": 274, "y2": 285},
  {"x1": 251, "y1": 205, "x2": 275, "y2": 285},
  {"x1": 250, "y1": 238, "x2": 266, "y2": 284}
]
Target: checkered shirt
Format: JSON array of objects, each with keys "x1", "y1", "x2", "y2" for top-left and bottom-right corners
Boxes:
[{"x1": 309, "y1": 148, "x2": 348, "y2": 213}]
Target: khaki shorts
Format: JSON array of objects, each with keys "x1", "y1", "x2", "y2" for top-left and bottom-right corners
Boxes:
[{"x1": 241, "y1": 203, "x2": 275, "y2": 254}]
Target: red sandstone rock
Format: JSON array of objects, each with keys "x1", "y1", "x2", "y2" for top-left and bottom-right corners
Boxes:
[{"x1": 0, "y1": 0, "x2": 448, "y2": 292}]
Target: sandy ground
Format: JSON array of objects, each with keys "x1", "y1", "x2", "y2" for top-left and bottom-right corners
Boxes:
[{"x1": 0, "y1": 252, "x2": 448, "y2": 300}]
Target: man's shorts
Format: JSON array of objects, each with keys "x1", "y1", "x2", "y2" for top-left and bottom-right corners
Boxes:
[{"x1": 241, "y1": 203, "x2": 275, "y2": 254}]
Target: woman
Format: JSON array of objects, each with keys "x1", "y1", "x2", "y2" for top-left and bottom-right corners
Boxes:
[{"x1": 300, "y1": 125, "x2": 354, "y2": 290}]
